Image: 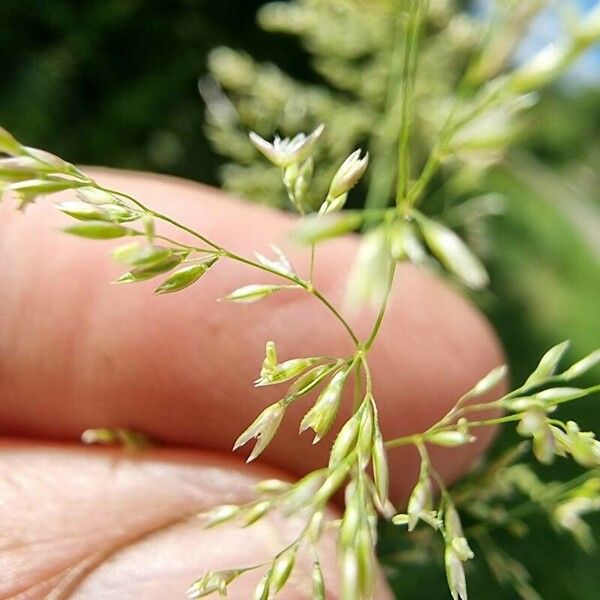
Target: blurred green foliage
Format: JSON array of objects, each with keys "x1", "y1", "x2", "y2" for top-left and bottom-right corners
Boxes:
[
  {"x1": 2, "y1": 1, "x2": 599, "y2": 598},
  {"x1": 0, "y1": 0, "x2": 305, "y2": 181}
]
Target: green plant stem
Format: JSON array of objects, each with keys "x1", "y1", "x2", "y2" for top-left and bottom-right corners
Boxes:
[
  {"x1": 419, "y1": 442, "x2": 452, "y2": 505},
  {"x1": 233, "y1": 249, "x2": 360, "y2": 345},
  {"x1": 384, "y1": 413, "x2": 523, "y2": 449},
  {"x1": 402, "y1": 142, "x2": 445, "y2": 210},
  {"x1": 310, "y1": 290, "x2": 359, "y2": 345},
  {"x1": 385, "y1": 379, "x2": 600, "y2": 449},
  {"x1": 152, "y1": 233, "x2": 214, "y2": 253},
  {"x1": 429, "y1": 397, "x2": 505, "y2": 434},
  {"x1": 400, "y1": 47, "x2": 511, "y2": 213},
  {"x1": 464, "y1": 414, "x2": 522, "y2": 429},
  {"x1": 361, "y1": 354, "x2": 374, "y2": 397},
  {"x1": 402, "y1": 36, "x2": 599, "y2": 212},
  {"x1": 97, "y1": 185, "x2": 222, "y2": 251},
  {"x1": 395, "y1": 0, "x2": 424, "y2": 207},
  {"x1": 309, "y1": 243, "x2": 316, "y2": 282},
  {"x1": 364, "y1": 260, "x2": 397, "y2": 350},
  {"x1": 95, "y1": 183, "x2": 361, "y2": 346},
  {"x1": 353, "y1": 361, "x2": 364, "y2": 412},
  {"x1": 364, "y1": 6, "x2": 406, "y2": 214}
]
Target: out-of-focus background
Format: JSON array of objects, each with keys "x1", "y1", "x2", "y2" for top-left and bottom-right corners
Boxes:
[{"x1": 2, "y1": 1, "x2": 599, "y2": 598}]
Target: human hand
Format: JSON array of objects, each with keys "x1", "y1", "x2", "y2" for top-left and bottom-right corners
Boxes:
[{"x1": 0, "y1": 169, "x2": 504, "y2": 599}]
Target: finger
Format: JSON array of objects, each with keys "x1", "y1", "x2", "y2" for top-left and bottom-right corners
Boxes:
[
  {"x1": 0, "y1": 168, "x2": 505, "y2": 500},
  {"x1": 0, "y1": 440, "x2": 393, "y2": 599}
]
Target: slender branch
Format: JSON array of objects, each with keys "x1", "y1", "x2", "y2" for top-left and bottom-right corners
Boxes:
[
  {"x1": 353, "y1": 359, "x2": 364, "y2": 412},
  {"x1": 364, "y1": 260, "x2": 397, "y2": 350},
  {"x1": 384, "y1": 413, "x2": 523, "y2": 449},
  {"x1": 94, "y1": 183, "x2": 360, "y2": 346},
  {"x1": 96, "y1": 185, "x2": 222, "y2": 251},
  {"x1": 152, "y1": 234, "x2": 214, "y2": 253},
  {"x1": 403, "y1": 34, "x2": 597, "y2": 212},
  {"x1": 309, "y1": 243, "x2": 316, "y2": 282},
  {"x1": 235, "y1": 251, "x2": 360, "y2": 345},
  {"x1": 432, "y1": 391, "x2": 504, "y2": 431},
  {"x1": 361, "y1": 354, "x2": 374, "y2": 397},
  {"x1": 311, "y1": 288, "x2": 360, "y2": 346},
  {"x1": 396, "y1": 0, "x2": 424, "y2": 206},
  {"x1": 403, "y1": 142, "x2": 445, "y2": 210},
  {"x1": 364, "y1": 6, "x2": 407, "y2": 213},
  {"x1": 462, "y1": 414, "x2": 522, "y2": 429},
  {"x1": 419, "y1": 442, "x2": 452, "y2": 504}
]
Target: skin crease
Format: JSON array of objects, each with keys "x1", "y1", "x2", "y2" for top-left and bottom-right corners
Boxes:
[
  {"x1": 0, "y1": 441, "x2": 366, "y2": 600},
  {"x1": 0, "y1": 168, "x2": 506, "y2": 599}
]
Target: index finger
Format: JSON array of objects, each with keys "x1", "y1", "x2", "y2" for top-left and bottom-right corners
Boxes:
[{"x1": 0, "y1": 168, "x2": 505, "y2": 500}]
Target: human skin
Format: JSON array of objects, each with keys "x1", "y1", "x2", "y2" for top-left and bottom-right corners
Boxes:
[{"x1": 0, "y1": 169, "x2": 505, "y2": 598}]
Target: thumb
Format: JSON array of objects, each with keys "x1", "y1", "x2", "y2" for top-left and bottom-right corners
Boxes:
[{"x1": 0, "y1": 440, "x2": 393, "y2": 599}]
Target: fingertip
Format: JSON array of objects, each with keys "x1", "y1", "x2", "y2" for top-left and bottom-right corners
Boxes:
[{"x1": 0, "y1": 167, "x2": 505, "y2": 506}]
